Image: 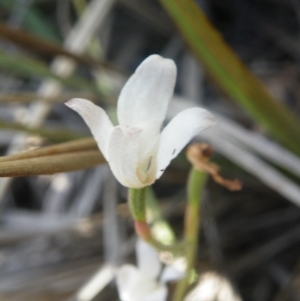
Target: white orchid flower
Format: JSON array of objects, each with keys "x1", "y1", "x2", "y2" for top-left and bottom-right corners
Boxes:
[
  {"x1": 116, "y1": 239, "x2": 184, "y2": 301},
  {"x1": 65, "y1": 55, "x2": 215, "y2": 188}
]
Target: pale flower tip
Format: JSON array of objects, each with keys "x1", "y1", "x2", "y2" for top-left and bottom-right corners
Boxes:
[
  {"x1": 198, "y1": 108, "x2": 217, "y2": 128},
  {"x1": 140, "y1": 54, "x2": 176, "y2": 76},
  {"x1": 65, "y1": 98, "x2": 84, "y2": 110},
  {"x1": 145, "y1": 54, "x2": 166, "y2": 62},
  {"x1": 64, "y1": 98, "x2": 76, "y2": 107},
  {"x1": 208, "y1": 112, "x2": 217, "y2": 126},
  {"x1": 65, "y1": 99, "x2": 78, "y2": 111}
]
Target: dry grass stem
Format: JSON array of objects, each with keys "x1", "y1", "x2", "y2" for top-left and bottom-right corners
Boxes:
[
  {"x1": 0, "y1": 137, "x2": 97, "y2": 163},
  {"x1": 0, "y1": 150, "x2": 104, "y2": 177}
]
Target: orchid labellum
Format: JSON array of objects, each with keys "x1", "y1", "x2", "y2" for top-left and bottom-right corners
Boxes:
[
  {"x1": 116, "y1": 239, "x2": 184, "y2": 301},
  {"x1": 66, "y1": 55, "x2": 215, "y2": 188}
]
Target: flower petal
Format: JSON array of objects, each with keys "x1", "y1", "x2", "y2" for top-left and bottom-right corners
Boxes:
[
  {"x1": 65, "y1": 98, "x2": 114, "y2": 160},
  {"x1": 144, "y1": 285, "x2": 168, "y2": 301},
  {"x1": 136, "y1": 239, "x2": 161, "y2": 279},
  {"x1": 156, "y1": 108, "x2": 216, "y2": 178},
  {"x1": 107, "y1": 126, "x2": 145, "y2": 188},
  {"x1": 117, "y1": 54, "x2": 176, "y2": 129},
  {"x1": 160, "y1": 265, "x2": 185, "y2": 283},
  {"x1": 116, "y1": 264, "x2": 159, "y2": 301}
]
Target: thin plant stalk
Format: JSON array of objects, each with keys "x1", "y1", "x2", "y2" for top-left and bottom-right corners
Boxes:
[
  {"x1": 128, "y1": 187, "x2": 185, "y2": 253},
  {"x1": 173, "y1": 168, "x2": 207, "y2": 301}
]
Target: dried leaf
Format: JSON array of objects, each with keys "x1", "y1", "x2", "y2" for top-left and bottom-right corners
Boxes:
[{"x1": 187, "y1": 143, "x2": 242, "y2": 191}]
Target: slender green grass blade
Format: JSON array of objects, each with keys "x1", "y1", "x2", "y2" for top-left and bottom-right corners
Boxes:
[
  {"x1": 0, "y1": 49, "x2": 101, "y2": 95},
  {"x1": 0, "y1": 0, "x2": 60, "y2": 42},
  {"x1": 160, "y1": 0, "x2": 300, "y2": 155},
  {"x1": 0, "y1": 22, "x2": 126, "y2": 74}
]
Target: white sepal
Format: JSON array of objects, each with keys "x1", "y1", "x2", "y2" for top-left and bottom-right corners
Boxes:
[
  {"x1": 156, "y1": 107, "x2": 216, "y2": 178},
  {"x1": 117, "y1": 55, "x2": 176, "y2": 130},
  {"x1": 65, "y1": 98, "x2": 114, "y2": 160},
  {"x1": 107, "y1": 126, "x2": 144, "y2": 188}
]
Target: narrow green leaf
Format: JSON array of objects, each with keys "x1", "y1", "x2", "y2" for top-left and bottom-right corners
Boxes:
[
  {"x1": 0, "y1": 49, "x2": 101, "y2": 95},
  {"x1": 0, "y1": 22, "x2": 126, "y2": 74},
  {"x1": 160, "y1": 0, "x2": 300, "y2": 155},
  {"x1": 0, "y1": 0, "x2": 60, "y2": 42}
]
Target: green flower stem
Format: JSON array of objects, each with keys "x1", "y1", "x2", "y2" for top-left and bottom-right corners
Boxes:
[
  {"x1": 173, "y1": 168, "x2": 207, "y2": 301},
  {"x1": 128, "y1": 187, "x2": 148, "y2": 222},
  {"x1": 129, "y1": 187, "x2": 186, "y2": 253}
]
